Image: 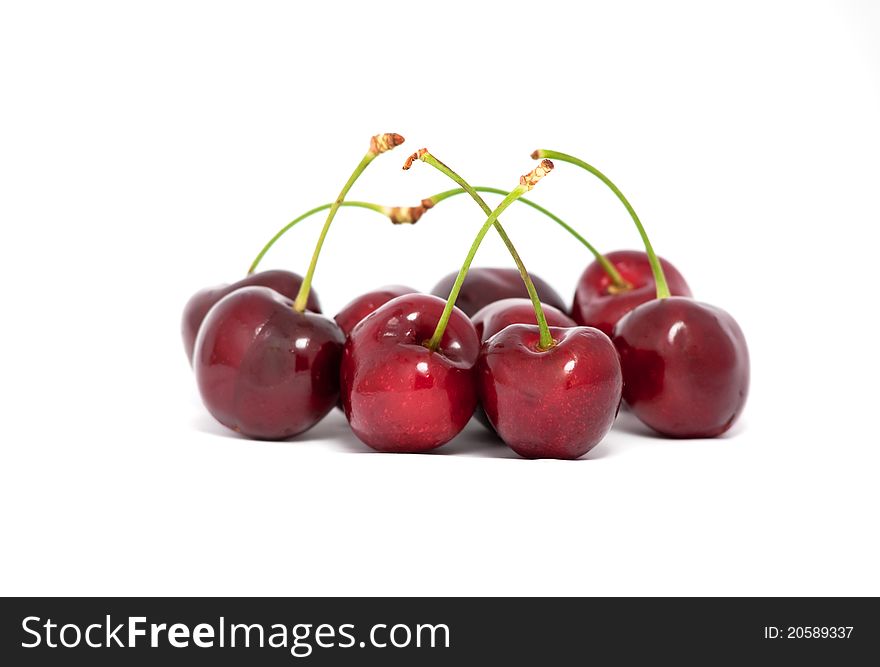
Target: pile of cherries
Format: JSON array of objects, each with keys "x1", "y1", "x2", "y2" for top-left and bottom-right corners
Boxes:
[{"x1": 183, "y1": 134, "x2": 749, "y2": 459}]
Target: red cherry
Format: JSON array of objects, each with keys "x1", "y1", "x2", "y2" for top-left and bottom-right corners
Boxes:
[
  {"x1": 612, "y1": 297, "x2": 749, "y2": 438},
  {"x1": 478, "y1": 324, "x2": 622, "y2": 459},
  {"x1": 194, "y1": 286, "x2": 344, "y2": 439},
  {"x1": 572, "y1": 250, "x2": 691, "y2": 337},
  {"x1": 340, "y1": 294, "x2": 480, "y2": 453},
  {"x1": 431, "y1": 267, "x2": 567, "y2": 317},
  {"x1": 469, "y1": 298, "x2": 577, "y2": 433},
  {"x1": 182, "y1": 270, "x2": 321, "y2": 364},
  {"x1": 471, "y1": 297, "x2": 576, "y2": 341},
  {"x1": 334, "y1": 285, "x2": 419, "y2": 337}
]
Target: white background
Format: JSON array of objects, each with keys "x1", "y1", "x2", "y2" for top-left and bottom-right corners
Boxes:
[{"x1": 1, "y1": 0, "x2": 879, "y2": 596}]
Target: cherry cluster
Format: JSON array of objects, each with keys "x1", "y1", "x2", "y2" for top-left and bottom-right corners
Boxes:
[{"x1": 182, "y1": 133, "x2": 749, "y2": 459}]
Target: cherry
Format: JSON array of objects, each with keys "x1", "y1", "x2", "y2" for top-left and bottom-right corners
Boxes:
[
  {"x1": 430, "y1": 267, "x2": 566, "y2": 317},
  {"x1": 478, "y1": 325, "x2": 622, "y2": 458},
  {"x1": 472, "y1": 297, "x2": 575, "y2": 341},
  {"x1": 182, "y1": 270, "x2": 320, "y2": 364},
  {"x1": 334, "y1": 284, "x2": 419, "y2": 337},
  {"x1": 192, "y1": 132, "x2": 406, "y2": 438},
  {"x1": 340, "y1": 294, "x2": 480, "y2": 452},
  {"x1": 612, "y1": 297, "x2": 749, "y2": 437},
  {"x1": 194, "y1": 287, "x2": 344, "y2": 439},
  {"x1": 572, "y1": 250, "x2": 691, "y2": 337}
]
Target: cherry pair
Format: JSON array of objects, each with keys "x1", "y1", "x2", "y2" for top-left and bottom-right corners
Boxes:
[
  {"x1": 573, "y1": 247, "x2": 747, "y2": 438},
  {"x1": 531, "y1": 149, "x2": 748, "y2": 438},
  {"x1": 187, "y1": 133, "x2": 405, "y2": 439}
]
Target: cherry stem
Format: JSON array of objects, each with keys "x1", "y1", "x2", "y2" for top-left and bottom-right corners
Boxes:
[
  {"x1": 248, "y1": 193, "x2": 627, "y2": 290},
  {"x1": 407, "y1": 151, "x2": 554, "y2": 350},
  {"x1": 248, "y1": 201, "x2": 390, "y2": 275},
  {"x1": 420, "y1": 159, "x2": 555, "y2": 352},
  {"x1": 533, "y1": 149, "x2": 670, "y2": 299},
  {"x1": 292, "y1": 133, "x2": 405, "y2": 312}
]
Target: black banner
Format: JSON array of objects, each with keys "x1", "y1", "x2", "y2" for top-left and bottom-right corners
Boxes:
[{"x1": 1, "y1": 597, "x2": 876, "y2": 664}]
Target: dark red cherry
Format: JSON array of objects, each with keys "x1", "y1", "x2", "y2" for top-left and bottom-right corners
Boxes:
[
  {"x1": 340, "y1": 294, "x2": 480, "y2": 453},
  {"x1": 194, "y1": 286, "x2": 344, "y2": 439},
  {"x1": 182, "y1": 270, "x2": 321, "y2": 364},
  {"x1": 471, "y1": 297, "x2": 576, "y2": 341},
  {"x1": 470, "y1": 298, "x2": 577, "y2": 432},
  {"x1": 334, "y1": 285, "x2": 419, "y2": 337},
  {"x1": 430, "y1": 267, "x2": 567, "y2": 317},
  {"x1": 612, "y1": 296, "x2": 749, "y2": 438},
  {"x1": 478, "y1": 325, "x2": 622, "y2": 459},
  {"x1": 572, "y1": 250, "x2": 691, "y2": 337}
]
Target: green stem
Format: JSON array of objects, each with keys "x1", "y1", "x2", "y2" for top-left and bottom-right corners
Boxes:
[
  {"x1": 248, "y1": 192, "x2": 627, "y2": 290},
  {"x1": 292, "y1": 152, "x2": 377, "y2": 312},
  {"x1": 416, "y1": 153, "x2": 554, "y2": 350},
  {"x1": 533, "y1": 149, "x2": 670, "y2": 299},
  {"x1": 248, "y1": 201, "x2": 389, "y2": 275},
  {"x1": 426, "y1": 178, "x2": 547, "y2": 351},
  {"x1": 427, "y1": 187, "x2": 628, "y2": 288}
]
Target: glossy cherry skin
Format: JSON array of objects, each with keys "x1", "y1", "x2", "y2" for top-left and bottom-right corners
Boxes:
[
  {"x1": 572, "y1": 250, "x2": 691, "y2": 337},
  {"x1": 612, "y1": 297, "x2": 749, "y2": 438},
  {"x1": 431, "y1": 267, "x2": 567, "y2": 317},
  {"x1": 340, "y1": 294, "x2": 480, "y2": 453},
  {"x1": 194, "y1": 286, "x2": 344, "y2": 440},
  {"x1": 182, "y1": 270, "x2": 321, "y2": 364},
  {"x1": 472, "y1": 298, "x2": 576, "y2": 341},
  {"x1": 478, "y1": 325, "x2": 622, "y2": 459},
  {"x1": 334, "y1": 285, "x2": 419, "y2": 337}
]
